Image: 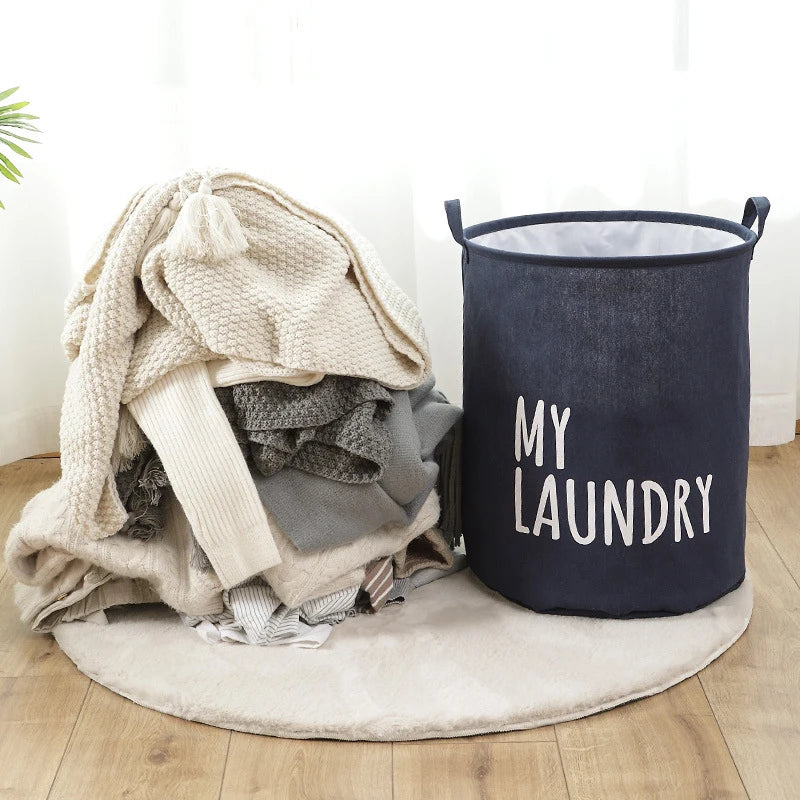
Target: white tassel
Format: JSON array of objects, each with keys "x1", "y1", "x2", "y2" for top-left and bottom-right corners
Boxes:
[
  {"x1": 164, "y1": 177, "x2": 249, "y2": 262},
  {"x1": 111, "y1": 405, "x2": 145, "y2": 472}
]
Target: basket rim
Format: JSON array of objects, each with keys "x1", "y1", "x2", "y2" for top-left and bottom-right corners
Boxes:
[{"x1": 463, "y1": 209, "x2": 758, "y2": 268}]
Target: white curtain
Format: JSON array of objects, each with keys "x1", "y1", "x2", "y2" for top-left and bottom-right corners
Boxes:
[{"x1": 2, "y1": 0, "x2": 798, "y2": 464}]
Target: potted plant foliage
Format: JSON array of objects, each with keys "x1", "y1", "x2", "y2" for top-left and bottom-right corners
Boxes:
[{"x1": 0, "y1": 86, "x2": 40, "y2": 209}]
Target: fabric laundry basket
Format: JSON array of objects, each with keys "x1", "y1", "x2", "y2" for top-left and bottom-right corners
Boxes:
[{"x1": 446, "y1": 196, "x2": 770, "y2": 617}]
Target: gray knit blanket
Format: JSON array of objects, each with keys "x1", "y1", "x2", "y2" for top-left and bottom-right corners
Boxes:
[
  {"x1": 215, "y1": 376, "x2": 394, "y2": 484},
  {"x1": 253, "y1": 376, "x2": 463, "y2": 552},
  {"x1": 115, "y1": 377, "x2": 462, "y2": 555}
]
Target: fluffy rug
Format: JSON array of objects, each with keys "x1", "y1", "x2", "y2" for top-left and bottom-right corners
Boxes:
[{"x1": 53, "y1": 569, "x2": 752, "y2": 741}]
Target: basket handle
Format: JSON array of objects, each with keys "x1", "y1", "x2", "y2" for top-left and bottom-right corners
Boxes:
[
  {"x1": 444, "y1": 199, "x2": 465, "y2": 246},
  {"x1": 742, "y1": 196, "x2": 770, "y2": 243},
  {"x1": 444, "y1": 198, "x2": 470, "y2": 267}
]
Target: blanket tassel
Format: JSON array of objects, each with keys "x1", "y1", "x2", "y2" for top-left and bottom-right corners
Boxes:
[{"x1": 164, "y1": 177, "x2": 248, "y2": 262}]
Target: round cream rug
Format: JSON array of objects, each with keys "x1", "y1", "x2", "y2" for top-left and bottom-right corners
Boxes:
[{"x1": 53, "y1": 570, "x2": 752, "y2": 741}]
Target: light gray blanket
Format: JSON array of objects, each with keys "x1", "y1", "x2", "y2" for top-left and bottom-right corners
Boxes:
[{"x1": 252, "y1": 376, "x2": 462, "y2": 552}]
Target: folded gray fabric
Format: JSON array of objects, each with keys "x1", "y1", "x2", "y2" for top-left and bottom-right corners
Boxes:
[
  {"x1": 253, "y1": 376, "x2": 463, "y2": 552},
  {"x1": 217, "y1": 376, "x2": 393, "y2": 484}
]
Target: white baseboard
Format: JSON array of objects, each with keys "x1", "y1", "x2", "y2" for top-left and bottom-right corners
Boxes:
[
  {"x1": 750, "y1": 392, "x2": 797, "y2": 446},
  {"x1": 0, "y1": 405, "x2": 60, "y2": 466}
]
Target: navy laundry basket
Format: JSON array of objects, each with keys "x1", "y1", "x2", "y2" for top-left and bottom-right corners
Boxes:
[{"x1": 446, "y1": 197, "x2": 770, "y2": 617}]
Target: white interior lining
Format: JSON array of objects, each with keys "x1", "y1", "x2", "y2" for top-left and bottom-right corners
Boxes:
[{"x1": 472, "y1": 221, "x2": 744, "y2": 258}]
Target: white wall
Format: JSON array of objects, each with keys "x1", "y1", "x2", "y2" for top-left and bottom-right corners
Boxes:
[
  {"x1": 0, "y1": 89, "x2": 71, "y2": 463},
  {"x1": 1, "y1": 0, "x2": 797, "y2": 462}
]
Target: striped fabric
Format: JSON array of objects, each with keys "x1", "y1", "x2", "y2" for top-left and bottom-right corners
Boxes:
[
  {"x1": 361, "y1": 557, "x2": 393, "y2": 612},
  {"x1": 183, "y1": 579, "x2": 359, "y2": 646},
  {"x1": 301, "y1": 590, "x2": 361, "y2": 625}
]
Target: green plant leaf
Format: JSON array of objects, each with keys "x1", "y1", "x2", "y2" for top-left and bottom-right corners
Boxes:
[
  {"x1": 0, "y1": 198, "x2": 5, "y2": 209},
  {"x1": 0, "y1": 101, "x2": 29, "y2": 114},
  {"x1": 0, "y1": 88, "x2": 39, "y2": 209},
  {"x1": 0, "y1": 162, "x2": 20, "y2": 183},
  {"x1": 0, "y1": 152, "x2": 22, "y2": 177},
  {"x1": 0, "y1": 122, "x2": 41, "y2": 132},
  {"x1": 0, "y1": 113, "x2": 39, "y2": 122},
  {"x1": 0, "y1": 129, "x2": 39, "y2": 143},
  {"x1": 0, "y1": 137, "x2": 31, "y2": 158}
]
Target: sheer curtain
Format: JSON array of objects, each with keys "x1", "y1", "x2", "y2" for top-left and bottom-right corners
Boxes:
[{"x1": 1, "y1": 0, "x2": 797, "y2": 464}]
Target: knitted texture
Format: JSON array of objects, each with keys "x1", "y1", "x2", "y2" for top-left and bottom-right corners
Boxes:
[
  {"x1": 6, "y1": 476, "x2": 442, "y2": 632},
  {"x1": 253, "y1": 377, "x2": 462, "y2": 552},
  {"x1": 128, "y1": 362, "x2": 280, "y2": 589},
  {"x1": 49, "y1": 169, "x2": 430, "y2": 546},
  {"x1": 114, "y1": 444, "x2": 168, "y2": 540},
  {"x1": 8, "y1": 482, "x2": 224, "y2": 632},
  {"x1": 221, "y1": 376, "x2": 394, "y2": 483}
]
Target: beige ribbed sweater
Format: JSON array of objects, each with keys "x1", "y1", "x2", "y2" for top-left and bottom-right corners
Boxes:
[
  {"x1": 128, "y1": 362, "x2": 281, "y2": 588},
  {"x1": 10, "y1": 169, "x2": 430, "y2": 591}
]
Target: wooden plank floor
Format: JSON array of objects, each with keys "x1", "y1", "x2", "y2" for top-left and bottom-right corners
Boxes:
[{"x1": 1, "y1": 445, "x2": 798, "y2": 799}]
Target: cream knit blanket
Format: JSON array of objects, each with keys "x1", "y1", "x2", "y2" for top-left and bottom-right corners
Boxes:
[
  {"x1": 9, "y1": 481, "x2": 441, "y2": 633},
  {"x1": 47, "y1": 169, "x2": 430, "y2": 564}
]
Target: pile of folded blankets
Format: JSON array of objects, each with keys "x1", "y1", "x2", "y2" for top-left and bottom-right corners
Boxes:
[{"x1": 5, "y1": 169, "x2": 463, "y2": 649}]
